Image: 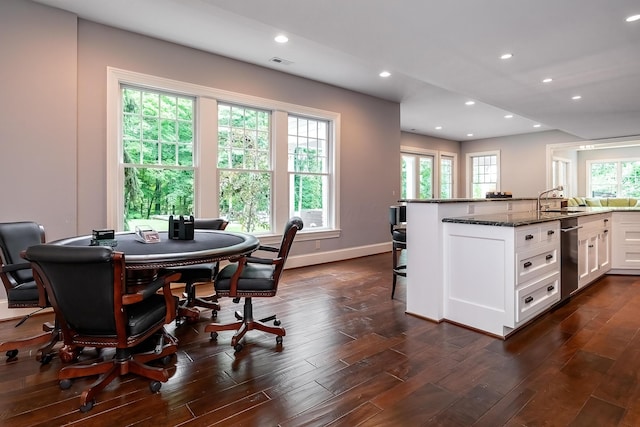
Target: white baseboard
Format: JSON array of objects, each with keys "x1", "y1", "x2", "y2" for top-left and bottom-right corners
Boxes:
[{"x1": 285, "y1": 242, "x2": 391, "y2": 269}]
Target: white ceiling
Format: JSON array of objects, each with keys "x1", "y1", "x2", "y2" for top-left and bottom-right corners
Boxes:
[{"x1": 34, "y1": 0, "x2": 640, "y2": 142}]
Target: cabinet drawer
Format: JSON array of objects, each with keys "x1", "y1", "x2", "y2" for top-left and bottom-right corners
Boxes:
[
  {"x1": 516, "y1": 272, "x2": 560, "y2": 323},
  {"x1": 516, "y1": 224, "x2": 559, "y2": 249},
  {"x1": 516, "y1": 247, "x2": 559, "y2": 285}
]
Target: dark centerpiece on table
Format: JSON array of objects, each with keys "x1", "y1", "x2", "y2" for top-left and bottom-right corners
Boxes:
[{"x1": 168, "y1": 215, "x2": 195, "y2": 240}]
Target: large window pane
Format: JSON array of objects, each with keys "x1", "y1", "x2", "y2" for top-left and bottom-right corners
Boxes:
[
  {"x1": 124, "y1": 167, "x2": 194, "y2": 231},
  {"x1": 219, "y1": 171, "x2": 271, "y2": 232},
  {"x1": 218, "y1": 104, "x2": 272, "y2": 233},
  {"x1": 288, "y1": 115, "x2": 330, "y2": 229},
  {"x1": 590, "y1": 162, "x2": 617, "y2": 197},
  {"x1": 122, "y1": 86, "x2": 195, "y2": 231},
  {"x1": 440, "y1": 156, "x2": 453, "y2": 198},
  {"x1": 471, "y1": 154, "x2": 498, "y2": 197},
  {"x1": 589, "y1": 160, "x2": 640, "y2": 198},
  {"x1": 419, "y1": 157, "x2": 433, "y2": 199}
]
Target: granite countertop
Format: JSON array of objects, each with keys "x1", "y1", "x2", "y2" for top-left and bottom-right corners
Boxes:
[
  {"x1": 442, "y1": 207, "x2": 615, "y2": 227},
  {"x1": 401, "y1": 197, "x2": 537, "y2": 203}
]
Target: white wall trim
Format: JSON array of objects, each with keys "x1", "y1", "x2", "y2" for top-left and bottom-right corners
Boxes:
[{"x1": 285, "y1": 242, "x2": 391, "y2": 269}]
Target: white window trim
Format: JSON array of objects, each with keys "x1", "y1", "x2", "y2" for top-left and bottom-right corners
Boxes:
[
  {"x1": 107, "y1": 67, "x2": 341, "y2": 242},
  {"x1": 465, "y1": 150, "x2": 500, "y2": 197}
]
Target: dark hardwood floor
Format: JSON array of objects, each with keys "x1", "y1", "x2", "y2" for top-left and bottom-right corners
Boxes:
[{"x1": 2, "y1": 253, "x2": 640, "y2": 426}]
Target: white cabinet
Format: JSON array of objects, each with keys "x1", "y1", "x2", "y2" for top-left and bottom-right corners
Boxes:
[
  {"x1": 612, "y1": 212, "x2": 640, "y2": 270},
  {"x1": 443, "y1": 221, "x2": 560, "y2": 337},
  {"x1": 577, "y1": 213, "x2": 611, "y2": 288}
]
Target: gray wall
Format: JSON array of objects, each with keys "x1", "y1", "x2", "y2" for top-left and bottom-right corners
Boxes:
[
  {"x1": 0, "y1": 0, "x2": 78, "y2": 241},
  {"x1": 459, "y1": 130, "x2": 581, "y2": 197},
  {"x1": 0, "y1": 0, "x2": 401, "y2": 277},
  {"x1": 76, "y1": 20, "x2": 400, "y2": 254}
]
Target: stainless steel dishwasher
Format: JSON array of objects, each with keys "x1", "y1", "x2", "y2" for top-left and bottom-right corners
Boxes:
[{"x1": 560, "y1": 217, "x2": 581, "y2": 300}]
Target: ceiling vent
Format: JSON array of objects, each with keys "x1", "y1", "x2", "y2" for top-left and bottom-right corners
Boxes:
[{"x1": 269, "y1": 57, "x2": 293, "y2": 65}]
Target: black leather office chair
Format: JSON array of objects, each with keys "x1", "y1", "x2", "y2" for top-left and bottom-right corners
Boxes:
[
  {"x1": 205, "y1": 217, "x2": 303, "y2": 352},
  {"x1": 24, "y1": 244, "x2": 179, "y2": 412},
  {"x1": 389, "y1": 205, "x2": 406, "y2": 299},
  {"x1": 169, "y1": 218, "x2": 229, "y2": 325},
  {"x1": 0, "y1": 221, "x2": 59, "y2": 362}
]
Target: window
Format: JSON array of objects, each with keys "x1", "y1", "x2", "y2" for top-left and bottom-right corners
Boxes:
[
  {"x1": 217, "y1": 104, "x2": 271, "y2": 232},
  {"x1": 552, "y1": 157, "x2": 570, "y2": 196},
  {"x1": 288, "y1": 116, "x2": 330, "y2": 229},
  {"x1": 400, "y1": 148, "x2": 457, "y2": 199},
  {"x1": 107, "y1": 68, "x2": 340, "y2": 240},
  {"x1": 440, "y1": 155, "x2": 455, "y2": 198},
  {"x1": 401, "y1": 151, "x2": 434, "y2": 199},
  {"x1": 467, "y1": 151, "x2": 500, "y2": 198},
  {"x1": 121, "y1": 86, "x2": 195, "y2": 231},
  {"x1": 588, "y1": 159, "x2": 640, "y2": 197}
]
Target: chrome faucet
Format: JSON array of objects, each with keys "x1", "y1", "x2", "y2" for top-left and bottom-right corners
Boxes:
[{"x1": 537, "y1": 185, "x2": 564, "y2": 211}]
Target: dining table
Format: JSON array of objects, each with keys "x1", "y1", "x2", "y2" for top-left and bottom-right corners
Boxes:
[{"x1": 51, "y1": 229, "x2": 260, "y2": 321}]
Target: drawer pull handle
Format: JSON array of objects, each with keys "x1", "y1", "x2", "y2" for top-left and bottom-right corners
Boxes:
[
  {"x1": 546, "y1": 254, "x2": 553, "y2": 260},
  {"x1": 524, "y1": 261, "x2": 532, "y2": 268},
  {"x1": 604, "y1": 219, "x2": 609, "y2": 223},
  {"x1": 547, "y1": 230, "x2": 555, "y2": 235},
  {"x1": 524, "y1": 296, "x2": 534, "y2": 304},
  {"x1": 589, "y1": 244, "x2": 594, "y2": 248},
  {"x1": 604, "y1": 229, "x2": 609, "y2": 233},
  {"x1": 547, "y1": 285, "x2": 555, "y2": 292},
  {"x1": 525, "y1": 234, "x2": 534, "y2": 240}
]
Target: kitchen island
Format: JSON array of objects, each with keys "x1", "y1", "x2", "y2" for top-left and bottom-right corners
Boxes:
[{"x1": 404, "y1": 198, "x2": 620, "y2": 338}]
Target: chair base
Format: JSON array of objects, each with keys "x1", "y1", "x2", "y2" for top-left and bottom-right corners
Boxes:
[
  {"x1": 58, "y1": 328, "x2": 177, "y2": 412},
  {"x1": 176, "y1": 282, "x2": 220, "y2": 325},
  {"x1": 0, "y1": 320, "x2": 61, "y2": 363},
  {"x1": 204, "y1": 297, "x2": 285, "y2": 351}
]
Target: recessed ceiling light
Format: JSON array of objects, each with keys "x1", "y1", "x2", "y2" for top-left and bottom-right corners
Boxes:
[
  {"x1": 465, "y1": 101, "x2": 475, "y2": 106},
  {"x1": 500, "y1": 53, "x2": 513, "y2": 60},
  {"x1": 504, "y1": 114, "x2": 513, "y2": 119},
  {"x1": 572, "y1": 95, "x2": 582, "y2": 100},
  {"x1": 274, "y1": 34, "x2": 289, "y2": 43},
  {"x1": 467, "y1": 133, "x2": 474, "y2": 137},
  {"x1": 542, "y1": 78, "x2": 553, "y2": 83},
  {"x1": 626, "y1": 14, "x2": 640, "y2": 22},
  {"x1": 379, "y1": 71, "x2": 391, "y2": 78},
  {"x1": 435, "y1": 126, "x2": 443, "y2": 130},
  {"x1": 533, "y1": 124, "x2": 541, "y2": 128}
]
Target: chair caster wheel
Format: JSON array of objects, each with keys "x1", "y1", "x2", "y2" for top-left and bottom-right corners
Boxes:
[
  {"x1": 276, "y1": 336, "x2": 283, "y2": 345},
  {"x1": 79, "y1": 399, "x2": 94, "y2": 413},
  {"x1": 60, "y1": 379, "x2": 72, "y2": 390},
  {"x1": 160, "y1": 355, "x2": 172, "y2": 366},
  {"x1": 210, "y1": 332, "x2": 218, "y2": 340},
  {"x1": 274, "y1": 319, "x2": 281, "y2": 326},
  {"x1": 150, "y1": 380, "x2": 162, "y2": 393},
  {"x1": 211, "y1": 310, "x2": 218, "y2": 319},
  {"x1": 234, "y1": 343, "x2": 243, "y2": 352},
  {"x1": 40, "y1": 353, "x2": 53, "y2": 365},
  {"x1": 6, "y1": 349, "x2": 18, "y2": 359}
]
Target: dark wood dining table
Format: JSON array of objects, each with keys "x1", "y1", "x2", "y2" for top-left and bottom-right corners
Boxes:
[{"x1": 51, "y1": 230, "x2": 260, "y2": 320}]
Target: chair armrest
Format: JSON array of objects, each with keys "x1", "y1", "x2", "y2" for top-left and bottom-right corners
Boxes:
[
  {"x1": 1, "y1": 262, "x2": 31, "y2": 273},
  {"x1": 257, "y1": 245, "x2": 279, "y2": 253},
  {"x1": 122, "y1": 272, "x2": 181, "y2": 305},
  {"x1": 244, "y1": 256, "x2": 277, "y2": 265}
]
